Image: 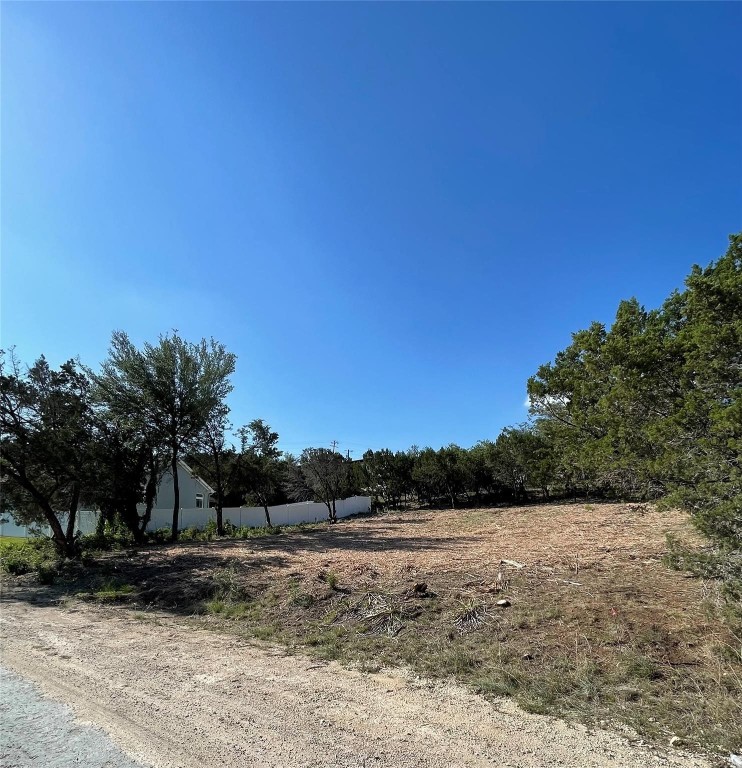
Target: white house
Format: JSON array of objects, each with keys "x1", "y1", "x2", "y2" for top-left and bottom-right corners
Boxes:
[{"x1": 146, "y1": 459, "x2": 215, "y2": 511}]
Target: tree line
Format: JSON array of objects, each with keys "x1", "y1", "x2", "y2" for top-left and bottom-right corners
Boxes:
[
  {"x1": 0, "y1": 332, "x2": 358, "y2": 556},
  {"x1": 1, "y1": 233, "x2": 739, "y2": 559},
  {"x1": 528, "y1": 233, "x2": 740, "y2": 554},
  {"x1": 363, "y1": 234, "x2": 741, "y2": 556}
]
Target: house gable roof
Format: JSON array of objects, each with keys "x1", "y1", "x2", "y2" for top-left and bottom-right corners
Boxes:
[{"x1": 178, "y1": 460, "x2": 216, "y2": 495}]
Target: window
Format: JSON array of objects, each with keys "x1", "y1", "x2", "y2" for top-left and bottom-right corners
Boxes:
[{"x1": 195, "y1": 494, "x2": 204, "y2": 509}]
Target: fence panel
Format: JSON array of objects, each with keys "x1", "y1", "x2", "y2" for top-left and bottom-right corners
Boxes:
[{"x1": 0, "y1": 497, "x2": 372, "y2": 538}]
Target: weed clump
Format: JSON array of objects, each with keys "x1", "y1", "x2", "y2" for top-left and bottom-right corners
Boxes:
[{"x1": 0, "y1": 538, "x2": 56, "y2": 576}]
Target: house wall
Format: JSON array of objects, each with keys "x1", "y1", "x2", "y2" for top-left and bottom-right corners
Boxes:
[{"x1": 150, "y1": 463, "x2": 211, "y2": 511}]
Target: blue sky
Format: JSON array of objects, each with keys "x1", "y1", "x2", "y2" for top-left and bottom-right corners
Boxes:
[{"x1": 2, "y1": 2, "x2": 741, "y2": 455}]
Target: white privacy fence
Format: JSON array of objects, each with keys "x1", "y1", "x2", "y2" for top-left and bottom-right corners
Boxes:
[
  {"x1": 149, "y1": 496, "x2": 371, "y2": 531},
  {"x1": 0, "y1": 497, "x2": 372, "y2": 538},
  {"x1": 0, "y1": 510, "x2": 100, "y2": 539}
]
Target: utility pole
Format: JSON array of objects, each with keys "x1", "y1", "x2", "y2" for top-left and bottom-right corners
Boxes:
[{"x1": 330, "y1": 440, "x2": 338, "y2": 453}]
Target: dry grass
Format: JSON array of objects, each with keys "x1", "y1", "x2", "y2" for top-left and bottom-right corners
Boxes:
[{"x1": 8, "y1": 501, "x2": 740, "y2": 755}]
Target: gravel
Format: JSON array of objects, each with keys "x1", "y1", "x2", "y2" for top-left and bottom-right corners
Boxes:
[
  {"x1": 0, "y1": 598, "x2": 711, "y2": 768},
  {"x1": 0, "y1": 666, "x2": 149, "y2": 768}
]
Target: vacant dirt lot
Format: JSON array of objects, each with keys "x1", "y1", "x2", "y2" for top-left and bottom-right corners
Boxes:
[{"x1": 2, "y1": 502, "x2": 740, "y2": 765}]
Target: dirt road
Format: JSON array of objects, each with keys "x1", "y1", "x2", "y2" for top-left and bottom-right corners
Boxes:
[{"x1": 0, "y1": 598, "x2": 709, "y2": 768}]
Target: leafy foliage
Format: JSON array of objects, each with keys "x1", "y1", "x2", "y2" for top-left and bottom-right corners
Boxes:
[
  {"x1": 0, "y1": 352, "x2": 96, "y2": 556},
  {"x1": 528, "y1": 233, "x2": 741, "y2": 556},
  {"x1": 234, "y1": 419, "x2": 284, "y2": 527},
  {"x1": 287, "y1": 448, "x2": 356, "y2": 522},
  {"x1": 94, "y1": 331, "x2": 236, "y2": 541}
]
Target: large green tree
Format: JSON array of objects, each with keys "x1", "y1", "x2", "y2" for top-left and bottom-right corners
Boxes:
[
  {"x1": 528, "y1": 233, "x2": 741, "y2": 550},
  {"x1": 287, "y1": 447, "x2": 355, "y2": 522},
  {"x1": 190, "y1": 404, "x2": 233, "y2": 535},
  {"x1": 410, "y1": 445, "x2": 470, "y2": 508},
  {"x1": 0, "y1": 352, "x2": 96, "y2": 556},
  {"x1": 95, "y1": 331, "x2": 236, "y2": 541},
  {"x1": 658, "y1": 234, "x2": 741, "y2": 548},
  {"x1": 360, "y1": 448, "x2": 413, "y2": 509},
  {"x1": 87, "y1": 414, "x2": 165, "y2": 543},
  {"x1": 235, "y1": 419, "x2": 283, "y2": 527}
]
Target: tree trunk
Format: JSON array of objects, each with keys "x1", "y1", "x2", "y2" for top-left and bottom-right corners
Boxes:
[
  {"x1": 324, "y1": 501, "x2": 333, "y2": 522},
  {"x1": 65, "y1": 484, "x2": 80, "y2": 546},
  {"x1": 43, "y1": 502, "x2": 74, "y2": 558},
  {"x1": 330, "y1": 498, "x2": 337, "y2": 523},
  {"x1": 170, "y1": 449, "x2": 180, "y2": 542},
  {"x1": 518, "y1": 480, "x2": 529, "y2": 502},
  {"x1": 5, "y1": 467, "x2": 75, "y2": 557},
  {"x1": 215, "y1": 457, "x2": 224, "y2": 535},
  {"x1": 125, "y1": 501, "x2": 145, "y2": 544},
  {"x1": 263, "y1": 503, "x2": 272, "y2": 528},
  {"x1": 47, "y1": 507, "x2": 72, "y2": 557},
  {"x1": 141, "y1": 453, "x2": 158, "y2": 537}
]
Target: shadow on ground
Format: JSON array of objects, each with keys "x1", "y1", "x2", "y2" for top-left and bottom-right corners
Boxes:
[{"x1": 0, "y1": 516, "x2": 486, "y2": 618}]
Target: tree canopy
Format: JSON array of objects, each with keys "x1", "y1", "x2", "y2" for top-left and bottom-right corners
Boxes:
[
  {"x1": 1, "y1": 233, "x2": 738, "y2": 575},
  {"x1": 94, "y1": 331, "x2": 236, "y2": 541}
]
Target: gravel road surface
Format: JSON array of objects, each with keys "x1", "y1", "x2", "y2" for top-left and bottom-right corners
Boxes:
[
  {"x1": 0, "y1": 665, "x2": 149, "y2": 768},
  {"x1": 0, "y1": 598, "x2": 710, "y2": 768}
]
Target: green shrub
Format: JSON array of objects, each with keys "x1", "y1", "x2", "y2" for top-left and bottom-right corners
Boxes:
[
  {"x1": 665, "y1": 535, "x2": 742, "y2": 606},
  {"x1": 145, "y1": 528, "x2": 171, "y2": 544},
  {"x1": 291, "y1": 592, "x2": 315, "y2": 608},
  {"x1": 35, "y1": 561, "x2": 58, "y2": 585},
  {"x1": 2, "y1": 549, "x2": 34, "y2": 575},
  {"x1": 178, "y1": 526, "x2": 202, "y2": 542},
  {"x1": 235, "y1": 525, "x2": 281, "y2": 539},
  {"x1": 0, "y1": 538, "x2": 55, "y2": 575},
  {"x1": 322, "y1": 570, "x2": 339, "y2": 590}
]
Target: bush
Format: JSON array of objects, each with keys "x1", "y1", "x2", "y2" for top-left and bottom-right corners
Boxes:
[
  {"x1": 0, "y1": 538, "x2": 55, "y2": 575},
  {"x1": 35, "y1": 561, "x2": 58, "y2": 585},
  {"x1": 321, "y1": 570, "x2": 339, "y2": 590},
  {"x1": 80, "y1": 529, "x2": 134, "y2": 553},
  {"x1": 234, "y1": 525, "x2": 282, "y2": 539},
  {"x1": 145, "y1": 528, "x2": 171, "y2": 544},
  {"x1": 2, "y1": 549, "x2": 34, "y2": 575},
  {"x1": 178, "y1": 526, "x2": 204, "y2": 542},
  {"x1": 93, "y1": 579, "x2": 137, "y2": 601}
]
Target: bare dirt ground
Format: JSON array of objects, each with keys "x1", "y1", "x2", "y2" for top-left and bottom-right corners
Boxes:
[
  {"x1": 1, "y1": 502, "x2": 739, "y2": 766},
  {"x1": 0, "y1": 598, "x2": 710, "y2": 768}
]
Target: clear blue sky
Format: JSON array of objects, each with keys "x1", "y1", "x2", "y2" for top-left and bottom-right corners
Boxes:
[{"x1": 2, "y1": 2, "x2": 741, "y2": 455}]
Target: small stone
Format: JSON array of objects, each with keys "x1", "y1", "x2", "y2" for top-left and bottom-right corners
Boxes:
[
  {"x1": 496, "y1": 599, "x2": 511, "y2": 608},
  {"x1": 669, "y1": 736, "x2": 683, "y2": 747}
]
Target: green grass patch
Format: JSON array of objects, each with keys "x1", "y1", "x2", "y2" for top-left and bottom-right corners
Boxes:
[
  {"x1": 204, "y1": 599, "x2": 250, "y2": 619},
  {"x1": 92, "y1": 579, "x2": 137, "y2": 601}
]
